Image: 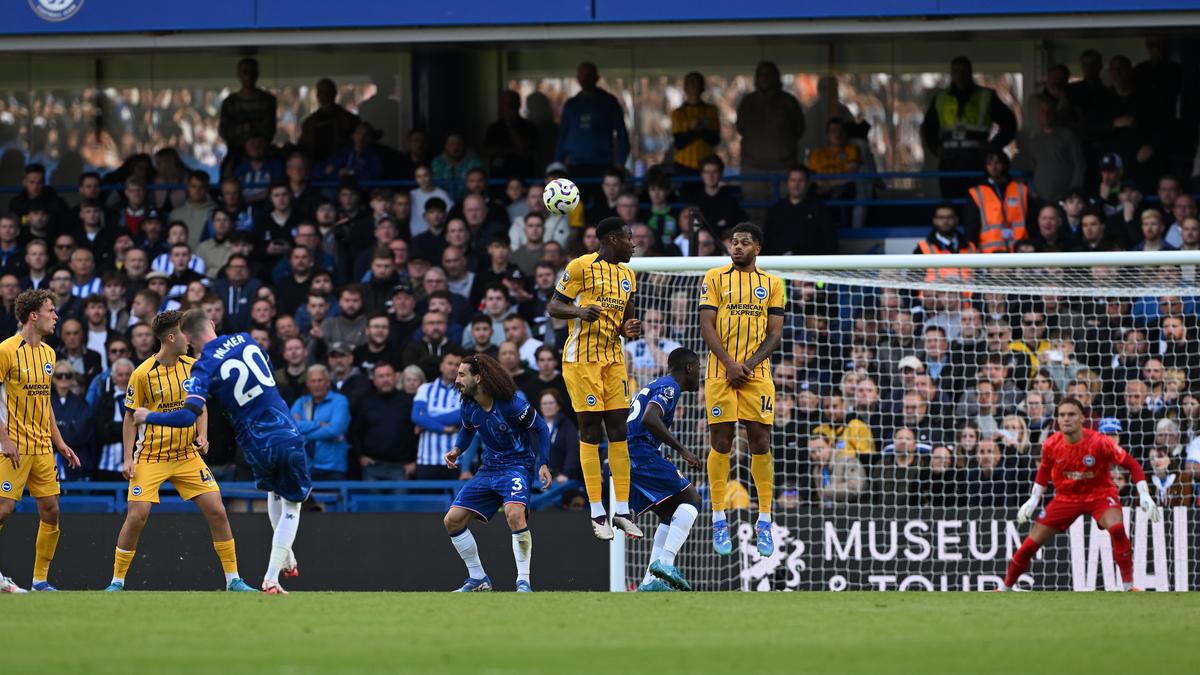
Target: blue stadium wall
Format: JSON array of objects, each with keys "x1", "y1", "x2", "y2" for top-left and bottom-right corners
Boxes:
[{"x1": 6, "y1": 0, "x2": 1197, "y2": 35}]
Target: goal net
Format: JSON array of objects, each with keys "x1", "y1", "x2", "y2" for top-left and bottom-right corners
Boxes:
[{"x1": 617, "y1": 251, "x2": 1200, "y2": 592}]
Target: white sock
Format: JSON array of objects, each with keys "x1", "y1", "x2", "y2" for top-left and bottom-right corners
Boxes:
[
  {"x1": 615, "y1": 501, "x2": 630, "y2": 515},
  {"x1": 589, "y1": 502, "x2": 606, "y2": 519},
  {"x1": 265, "y1": 499, "x2": 301, "y2": 583},
  {"x1": 451, "y1": 529, "x2": 486, "y2": 580},
  {"x1": 662, "y1": 504, "x2": 698, "y2": 566},
  {"x1": 712, "y1": 509, "x2": 727, "y2": 523},
  {"x1": 1123, "y1": 581, "x2": 1134, "y2": 591},
  {"x1": 642, "y1": 524, "x2": 671, "y2": 585},
  {"x1": 224, "y1": 572, "x2": 239, "y2": 584},
  {"x1": 32, "y1": 578, "x2": 46, "y2": 585},
  {"x1": 757, "y1": 512, "x2": 771, "y2": 524},
  {"x1": 267, "y1": 492, "x2": 282, "y2": 530},
  {"x1": 110, "y1": 576, "x2": 123, "y2": 585},
  {"x1": 511, "y1": 528, "x2": 532, "y2": 584}
]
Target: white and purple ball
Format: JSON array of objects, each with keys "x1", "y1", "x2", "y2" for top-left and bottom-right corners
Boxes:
[{"x1": 543, "y1": 178, "x2": 580, "y2": 215}]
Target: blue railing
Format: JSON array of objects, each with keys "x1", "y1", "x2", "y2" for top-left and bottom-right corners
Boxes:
[{"x1": 11, "y1": 479, "x2": 581, "y2": 514}]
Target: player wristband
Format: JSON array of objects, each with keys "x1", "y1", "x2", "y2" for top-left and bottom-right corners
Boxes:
[{"x1": 1028, "y1": 483, "x2": 1043, "y2": 502}]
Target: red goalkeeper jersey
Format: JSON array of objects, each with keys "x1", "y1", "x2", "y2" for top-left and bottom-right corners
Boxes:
[{"x1": 1038, "y1": 429, "x2": 1123, "y2": 502}]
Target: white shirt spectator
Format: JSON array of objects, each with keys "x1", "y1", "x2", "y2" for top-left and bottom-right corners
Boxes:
[
  {"x1": 151, "y1": 251, "x2": 206, "y2": 276},
  {"x1": 414, "y1": 377, "x2": 461, "y2": 467}
]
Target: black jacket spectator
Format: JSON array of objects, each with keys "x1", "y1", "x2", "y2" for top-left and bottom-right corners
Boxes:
[
  {"x1": 352, "y1": 389, "x2": 416, "y2": 463},
  {"x1": 547, "y1": 415, "x2": 582, "y2": 482},
  {"x1": 764, "y1": 194, "x2": 834, "y2": 255},
  {"x1": 211, "y1": 276, "x2": 262, "y2": 333},
  {"x1": 53, "y1": 391, "x2": 94, "y2": 480}
]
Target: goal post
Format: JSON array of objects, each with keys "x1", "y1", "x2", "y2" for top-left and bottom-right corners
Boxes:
[{"x1": 614, "y1": 251, "x2": 1200, "y2": 592}]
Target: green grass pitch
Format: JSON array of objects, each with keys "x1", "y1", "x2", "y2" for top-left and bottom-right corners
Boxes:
[{"x1": 1, "y1": 592, "x2": 1193, "y2": 674}]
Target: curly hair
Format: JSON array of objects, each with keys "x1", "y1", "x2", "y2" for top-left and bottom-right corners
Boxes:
[
  {"x1": 463, "y1": 354, "x2": 517, "y2": 401},
  {"x1": 14, "y1": 289, "x2": 55, "y2": 324}
]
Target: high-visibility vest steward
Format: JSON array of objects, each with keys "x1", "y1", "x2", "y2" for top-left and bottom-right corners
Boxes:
[
  {"x1": 935, "y1": 87, "x2": 993, "y2": 151},
  {"x1": 969, "y1": 182, "x2": 1028, "y2": 254}
]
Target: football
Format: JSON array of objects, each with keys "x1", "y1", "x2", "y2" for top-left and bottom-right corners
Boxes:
[{"x1": 543, "y1": 178, "x2": 580, "y2": 215}]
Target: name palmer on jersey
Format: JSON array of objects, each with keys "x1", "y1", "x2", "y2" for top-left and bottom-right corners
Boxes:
[{"x1": 211, "y1": 333, "x2": 248, "y2": 360}]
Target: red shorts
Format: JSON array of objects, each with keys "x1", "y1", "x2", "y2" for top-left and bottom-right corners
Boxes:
[{"x1": 1035, "y1": 494, "x2": 1122, "y2": 531}]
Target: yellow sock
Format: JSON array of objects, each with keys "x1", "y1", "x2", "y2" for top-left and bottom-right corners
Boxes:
[
  {"x1": 579, "y1": 441, "x2": 602, "y2": 503},
  {"x1": 212, "y1": 539, "x2": 239, "y2": 579},
  {"x1": 707, "y1": 449, "x2": 730, "y2": 512},
  {"x1": 608, "y1": 440, "x2": 630, "y2": 504},
  {"x1": 33, "y1": 521, "x2": 60, "y2": 582},
  {"x1": 751, "y1": 452, "x2": 775, "y2": 517},
  {"x1": 113, "y1": 548, "x2": 135, "y2": 582}
]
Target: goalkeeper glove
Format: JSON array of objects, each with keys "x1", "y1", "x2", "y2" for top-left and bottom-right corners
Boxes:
[
  {"x1": 1135, "y1": 481, "x2": 1162, "y2": 523},
  {"x1": 1016, "y1": 483, "x2": 1044, "y2": 525}
]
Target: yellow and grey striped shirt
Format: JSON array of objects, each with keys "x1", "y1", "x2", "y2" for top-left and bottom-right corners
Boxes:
[
  {"x1": 555, "y1": 252, "x2": 637, "y2": 364},
  {"x1": 699, "y1": 264, "x2": 786, "y2": 380},
  {"x1": 0, "y1": 334, "x2": 55, "y2": 456},
  {"x1": 126, "y1": 355, "x2": 198, "y2": 463}
]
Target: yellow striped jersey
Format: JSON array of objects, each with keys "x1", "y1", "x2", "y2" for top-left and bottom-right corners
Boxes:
[
  {"x1": 126, "y1": 355, "x2": 198, "y2": 463},
  {"x1": 555, "y1": 252, "x2": 637, "y2": 364},
  {"x1": 0, "y1": 334, "x2": 55, "y2": 456},
  {"x1": 670, "y1": 102, "x2": 720, "y2": 170},
  {"x1": 698, "y1": 264, "x2": 786, "y2": 379}
]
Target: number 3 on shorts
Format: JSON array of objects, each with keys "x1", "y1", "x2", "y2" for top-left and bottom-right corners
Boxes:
[{"x1": 511, "y1": 477, "x2": 524, "y2": 495}]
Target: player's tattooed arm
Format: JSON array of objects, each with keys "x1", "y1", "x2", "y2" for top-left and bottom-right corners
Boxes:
[{"x1": 744, "y1": 314, "x2": 784, "y2": 371}]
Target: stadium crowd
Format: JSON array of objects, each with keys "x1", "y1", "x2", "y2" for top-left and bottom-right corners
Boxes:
[{"x1": 0, "y1": 46, "x2": 1198, "y2": 512}]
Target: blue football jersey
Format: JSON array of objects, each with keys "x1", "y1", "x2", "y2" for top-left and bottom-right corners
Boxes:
[
  {"x1": 460, "y1": 393, "x2": 540, "y2": 473},
  {"x1": 183, "y1": 333, "x2": 302, "y2": 450},
  {"x1": 626, "y1": 375, "x2": 681, "y2": 459}
]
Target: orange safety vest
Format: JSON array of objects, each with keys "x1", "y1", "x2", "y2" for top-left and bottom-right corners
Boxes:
[
  {"x1": 970, "y1": 182, "x2": 1028, "y2": 254},
  {"x1": 916, "y1": 238, "x2": 976, "y2": 284}
]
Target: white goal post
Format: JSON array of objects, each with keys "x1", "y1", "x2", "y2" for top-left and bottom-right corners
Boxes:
[{"x1": 612, "y1": 251, "x2": 1200, "y2": 592}]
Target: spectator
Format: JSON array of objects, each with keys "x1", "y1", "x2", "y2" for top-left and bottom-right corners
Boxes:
[
  {"x1": 327, "y1": 342, "x2": 371, "y2": 411},
  {"x1": 642, "y1": 173, "x2": 678, "y2": 246},
  {"x1": 920, "y1": 56, "x2": 1018, "y2": 199},
  {"x1": 963, "y1": 438, "x2": 1016, "y2": 507},
  {"x1": 232, "y1": 134, "x2": 284, "y2": 204},
  {"x1": 91, "y1": 357, "x2": 133, "y2": 481},
  {"x1": 408, "y1": 164, "x2": 453, "y2": 238},
  {"x1": 317, "y1": 121, "x2": 384, "y2": 185},
  {"x1": 1165, "y1": 194, "x2": 1197, "y2": 248},
  {"x1": 51, "y1": 362, "x2": 93, "y2": 480},
  {"x1": 1148, "y1": 447, "x2": 1192, "y2": 507},
  {"x1": 354, "y1": 362, "x2": 417, "y2": 481},
  {"x1": 497, "y1": 340, "x2": 538, "y2": 395},
  {"x1": 1030, "y1": 204, "x2": 1073, "y2": 253},
  {"x1": 555, "y1": 62, "x2": 630, "y2": 189},
  {"x1": 403, "y1": 311, "x2": 462, "y2": 380},
  {"x1": 509, "y1": 213, "x2": 548, "y2": 276},
  {"x1": 196, "y1": 210, "x2": 234, "y2": 277},
  {"x1": 353, "y1": 312, "x2": 403, "y2": 376},
  {"x1": 812, "y1": 394, "x2": 875, "y2": 457},
  {"x1": 1134, "y1": 208, "x2": 1175, "y2": 252},
  {"x1": 325, "y1": 285, "x2": 368, "y2": 348},
  {"x1": 1074, "y1": 206, "x2": 1118, "y2": 252},
  {"x1": 292, "y1": 364, "x2": 351, "y2": 480},
  {"x1": 411, "y1": 351, "x2": 464, "y2": 480},
  {"x1": 764, "y1": 165, "x2": 834, "y2": 255},
  {"x1": 411, "y1": 197, "x2": 449, "y2": 264},
  {"x1": 299, "y1": 78, "x2": 359, "y2": 165},
  {"x1": 736, "y1": 61, "x2": 805, "y2": 207},
  {"x1": 81, "y1": 295, "x2": 118, "y2": 369},
  {"x1": 624, "y1": 308, "x2": 683, "y2": 382},
  {"x1": 501, "y1": 314, "x2": 542, "y2": 368},
  {"x1": 807, "y1": 435, "x2": 865, "y2": 507},
  {"x1": 1100, "y1": 54, "x2": 1160, "y2": 190},
  {"x1": 11, "y1": 163, "x2": 70, "y2": 229},
  {"x1": 1022, "y1": 95, "x2": 1085, "y2": 204},
  {"x1": 210, "y1": 254, "x2": 260, "y2": 333},
  {"x1": 388, "y1": 283, "x2": 420, "y2": 346},
  {"x1": 809, "y1": 118, "x2": 863, "y2": 199},
  {"x1": 57, "y1": 318, "x2": 101, "y2": 384},
  {"x1": 483, "y1": 90, "x2": 538, "y2": 180},
  {"x1": 273, "y1": 337, "x2": 310, "y2": 406},
  {"x1": 693, "y1": 155, "x2": 747, "y2": 232},
  {"x1": 964, "y1": 151, "x2": 1029, "y2": 253},
  {"x1": 540, "y1": 389, "x2": 581, "y2": 483},
  {"x1": 914, "y1": 203, "x2": 977, "y2": 256},
  {"x1": 218, "y1": 57, "x2": 277, "y2": 170},
  {"x1": 589, "y1": 168, "x2": 625, "y2": 224},
  {"x1": 465, "y1": 314, "x2": 499, "y2": 360},
  {"x1": 19, "y1": 239, "x2": 50, "y2": 291},
  {"x1": 671, "y1": 71, "x2": 720, "y2": 178},
  {"x1": 874, "y1": 428, "x2": 930, "y2": 507},
  {"x1": 432, "y1": 132, "x2": 483, "y2": 200},
  {"x1": 927, "y1": 445, "x2": 961, "y2": 506},
  {"x1": 361, "y1": 246, "x2": 401, "y2": 312}
]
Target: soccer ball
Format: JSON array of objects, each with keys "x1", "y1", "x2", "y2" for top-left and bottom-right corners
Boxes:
[{"x1": 543, "y1": 178, "x2": 580, "y2": 215}]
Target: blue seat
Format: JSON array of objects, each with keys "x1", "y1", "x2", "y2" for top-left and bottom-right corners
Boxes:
[{"x1": 348, "y1": 494, "x2": 452, "y2": 513}]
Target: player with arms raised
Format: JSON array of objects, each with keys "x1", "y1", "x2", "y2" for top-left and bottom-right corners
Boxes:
[
  {"x1": 626, "y1": 347, "x2": 703, "y2": 592},
  {"x1": 998, "y1": 397, "x2": 1161, "y2": 591},
  {"x1": 546, "y1": 217, "x2": 643, "y2": 540},
  {"x1": 134, "y1": 309, "x2": 311, "y2": 595},
  {"x1": 0, "y1": 289, "x2": 79, "y2": 593},
  {"x1": 699, "y1": 222, "x2": 785, "y2": 557},
  {"x1": 442, "y1": 354, "x2": 552, "y2": 592}
]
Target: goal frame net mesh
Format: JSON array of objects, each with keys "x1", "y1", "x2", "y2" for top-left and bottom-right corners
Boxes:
[{"x1": 615, "y1": 252, "x2": 1199, "y2": 592}]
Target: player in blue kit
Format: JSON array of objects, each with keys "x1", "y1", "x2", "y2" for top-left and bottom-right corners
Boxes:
[
  {"x1": 442, "y1": 354, "x2": 552, "y2": 592},
  {"x1": 627, "y1": 347, "x2": 703, "y2": 592},
  {"x1": 133, "y1": 309, "x2": 310, "y2": 595}
]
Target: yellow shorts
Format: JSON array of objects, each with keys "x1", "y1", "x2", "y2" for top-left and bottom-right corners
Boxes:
[
  {"x1": 128, "y1": 455, "x2": 219, "y2": 503},
  {"x1": 0, "y1": 453, "x2": 60, "y2": 500},
  {"x1": 563, "y1": 361, "x2": 630, "y2": 412},
  {"x1": 706, "y1": 375, "x2": 775, "y2": 425}
]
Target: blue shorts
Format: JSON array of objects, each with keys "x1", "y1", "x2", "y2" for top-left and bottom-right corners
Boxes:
[
  {"x1": 629, "y1": 452, "x2": 690, "y2": 516},
  {"x1": 452, "y1": 468, "x2": 532, "y2": 522},
  {"x1": 245, "y1": 439, "x2": 312, "y2": 503}
]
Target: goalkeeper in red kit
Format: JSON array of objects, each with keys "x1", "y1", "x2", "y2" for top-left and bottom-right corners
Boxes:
[{"x1": 999, "y1": 397, "x2": 1162, "y2": 591}]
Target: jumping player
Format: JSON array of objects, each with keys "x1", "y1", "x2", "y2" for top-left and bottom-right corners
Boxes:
[
  {"x1": 699, "y1": 223, "x2": 785, "y2": 557},
  {"x1": 0, "y1": 289, "x2": 80, "y2": 593},
  {"x1": 547, "y1": 216, "x2": 643, "y2": 540},
  {"x1": 109, "y1": 310, "x2": 254, "y2": 592},
  {"x1": 626, "y1": 347, "x2": 703, "y2": 592},
  {"x1": 442, "y1": 354, "x2": 552, "y2": 592},
  {"x1": 998, "y1": 397, "x2": 1162, "y2": 591},
  {"x1": 134, "y1": 309, "x2": 311, "y2": 595}
]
